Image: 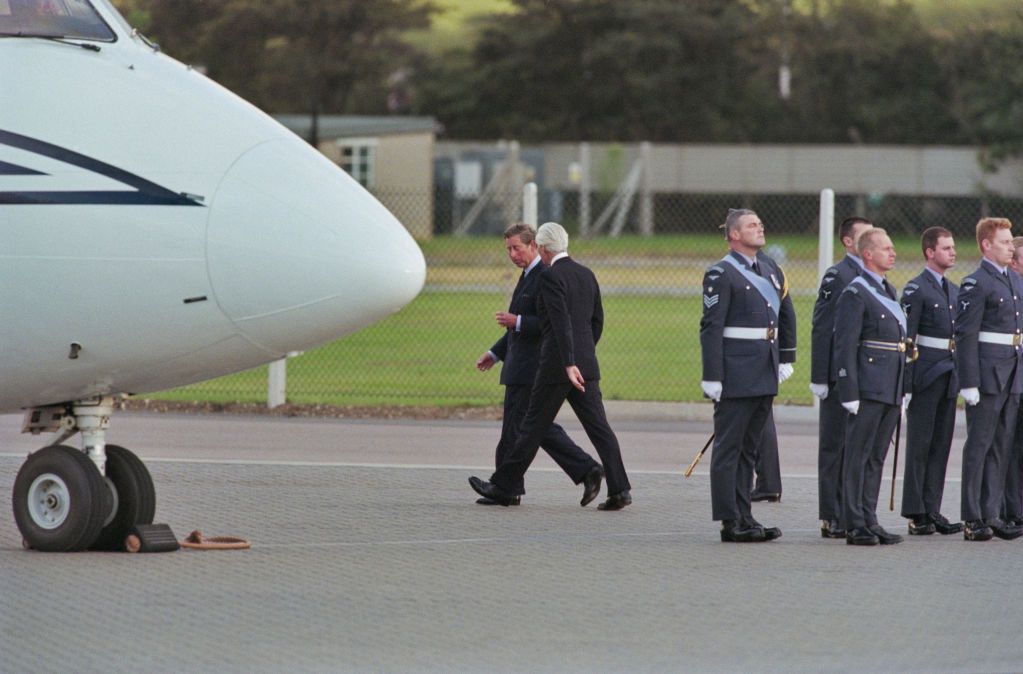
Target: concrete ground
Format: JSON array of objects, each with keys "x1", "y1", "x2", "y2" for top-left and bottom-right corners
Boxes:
[{"x1": 1, "y1": 405, "x2": 1019, "y2": 673}]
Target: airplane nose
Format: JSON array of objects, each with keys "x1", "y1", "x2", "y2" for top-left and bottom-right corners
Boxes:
[{"x1": 206, "y1": 138, "x2": 426, "y2": 354}]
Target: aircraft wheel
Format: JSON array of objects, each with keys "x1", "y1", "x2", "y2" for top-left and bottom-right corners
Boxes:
[
  {"x1": 90, "y1": 445, "x2": 156, "y2": 550},
  {"x1": 13, "y1": 445, "x2": 110, "y2": 551}
]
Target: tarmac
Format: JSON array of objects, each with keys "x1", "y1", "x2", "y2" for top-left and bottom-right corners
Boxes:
[{"x1": 1, "y1": 403, "x2": 1020, "y2": 673}]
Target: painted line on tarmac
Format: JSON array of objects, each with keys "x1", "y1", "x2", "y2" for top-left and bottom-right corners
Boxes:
[{"x1": 253, "y1": 528, "x2": 827, "y2": 550}]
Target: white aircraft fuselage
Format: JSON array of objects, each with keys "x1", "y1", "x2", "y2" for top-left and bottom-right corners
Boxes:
[{"x1": 0, "y1": 0, "x2": 426, "y2": 413}]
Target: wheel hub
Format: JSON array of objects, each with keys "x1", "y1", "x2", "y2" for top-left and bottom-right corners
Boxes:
[{"x1": 27, "y1": 473, "x2": 70, "y2": 529}]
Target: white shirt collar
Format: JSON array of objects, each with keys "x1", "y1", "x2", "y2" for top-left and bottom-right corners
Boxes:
[
  {"x1": 550, "y1": 252, "x2": 569, "y2": 265},
  {"x1": 523, "y1": 255, "x2": 542, "y2": 276}
]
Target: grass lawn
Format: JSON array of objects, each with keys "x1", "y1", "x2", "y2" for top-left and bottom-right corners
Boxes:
[{"x1": 153, "y1": 291, "x2": 817, "y2": 407}]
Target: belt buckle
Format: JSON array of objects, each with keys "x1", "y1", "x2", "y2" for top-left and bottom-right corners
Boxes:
[
  {"x1": 948, "y1": 338, "x2": 956, "y2": 353},
  {"x1": 897, "y1": 341, "x2": 906, "y2": 353},
  {"x1": 1015, "y1": 334, "x2": 1022, "y2": 347},
  {"x1": 766, "y1": 327, "x2": 776, "y2": 341}
]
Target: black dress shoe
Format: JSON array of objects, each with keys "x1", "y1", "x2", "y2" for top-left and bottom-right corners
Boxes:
[
  {"x1": 476, "y1": 496, "x2": 520, "y2": 506},
  {"x1": 907, "y1": 514, "x2": 936, "y2": 536},
  {"x1": 750, "y1": 490, "x2": 781, "y2": 503},
  {"x1": 580, "y1": 465, "x2": 604, "y2": 507},
  {"x1": 845, "y1": 527, "x2": 879, "y2": 546},
  {"x1": 597, "y1": 490, "x2": 631, "y2": 511},
  {"x1": 821, "y1": 519, "x2": 846, "y2": 539},
  {"x1": 468, "y1": 476, "x2": 516, "y2": 507},
  {"x1": 868, "y1": 524, "x2": 903, "y2": 545},
  {"x1": 742, "y1": 515, "x2": 781, "y2": 541},
  {"x1": 986, "y1": 518, "x2": 1023, "y2": 540},
  {"x1": 963, "y1": 520, "x2": 993, "y2": 541},
  {"x1": 927, "y1": 512, "x2": 962, "y2": 535},
  {"x1": 720, "y1": 519, "x2": 766, "y2": 543}
]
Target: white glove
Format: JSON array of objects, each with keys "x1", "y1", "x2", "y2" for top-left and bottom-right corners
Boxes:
[
  {"x1": 842, "y1": 400, "x2": 860, "y2": 415},
  {"x1": 778, "y1": 363, "x2": 794, "y2": 384},
  {"x1": 809, "y1": 383, "x2": 829, "y2": 400},
  {"x1": 960, "y1": 387, "x2": 980, "y2": 406},
  {"x1": 701, "y1": 381, "x2": 723, "y2": 402},
  {"x1": 902, "y1": 393, "x2": 912, "y2": 412}
]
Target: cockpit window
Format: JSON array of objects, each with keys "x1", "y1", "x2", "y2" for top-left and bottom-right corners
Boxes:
[{"x1": 0, "y1": 0, "x2": 115, "y2": 41}]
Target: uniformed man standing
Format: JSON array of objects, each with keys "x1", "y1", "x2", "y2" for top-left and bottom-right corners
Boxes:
[
  {"x1": 1005, "y1": 236, "x2": 1023, "y2": 526},
  {"x1": 834, "y1": 227, "x2": 906, "y2": 545},
  {"x1": 899, "y1": 227, "x2": 962, "y2": 535},
  {"x1": 810, "y1": 217, "x2": 873, "y2": 538},
  {"x1": 956, "y1": 218, "x2": 1023, "y2": 541},
  {"x1": 700, "y1": 208, "x2": 796, "y2": 543}
]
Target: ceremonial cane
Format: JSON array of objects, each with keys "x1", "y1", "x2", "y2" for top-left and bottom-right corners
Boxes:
[
  {"x1": 889, "y1": 412, "x2": 902, "y2": 511},
  {"x1": 684, "y1": 433, "x2": 715, "y2": 478}
]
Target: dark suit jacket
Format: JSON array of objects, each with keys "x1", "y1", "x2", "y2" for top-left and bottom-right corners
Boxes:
[
  {"x1": 954, "y1": 261, "x2": 1023, "y2": 394},
  {"x1": 490, "y1": 264, "x2": 544, "y2": 387},
  {"x1": 901, "y1": 269, "x2": 958, "y2": 394},
  {"x1": 811, "y1": 255, "x2": 862, "y2": 385},
  {"x1": 536, "y1": 256, "x2": 603, "y2": 384},
  {"x1": 834, "y1": 274, "x2": 906, "y2": 406},
  {"x1": 699, "y1": 250, "x2": 796, "y2": 399}
]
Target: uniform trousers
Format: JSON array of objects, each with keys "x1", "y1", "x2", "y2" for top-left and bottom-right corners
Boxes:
[
  {"x1": 753, "y1": 409, "x2": 782, "y2": 496},
  {"x1": 961, "y1": 388, "x2": 1019, "y2": 522},
  {"x1": 710, "y1": 395, "x2": 771, "y2": 522},
  {"x1": 901, "y1": 371, "x2": 956, "y2": 517},
  {"x1": 817, "y1": 384, "x2": 847, "y2": 521},
  {"x1": 842, "y1": 400, "x2": 899, "y2": 531},
  {"x1": 1007, "y1": 398, "x2": 1023, "y2": 520},
  {"x1": 496, "y1": 384, "x2": 596, "y2": 493},
  {"x1": 490, "y1": 379, "x2": 630, "y2": 497}
]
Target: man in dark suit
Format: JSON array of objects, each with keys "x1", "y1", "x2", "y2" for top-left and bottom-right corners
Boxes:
[
  {"x1": 956, "y1": 217, "x2": 1023, "y2": 541},
  {"x1": 475, "y1": 223, "x2": 601, "y2": 505},
  {"x1": 699, "y1": 208, "x2": 796, "y2": 542},
  {"x1": 469, "y1": 222, "x2": 631, "y2": 510},
  {"x1": 900, "y1": 227, "x2": 962, "y2": 535},
  {"x1": 810, "y1": 216, "x2": 873, "y2": 538},
  {"x1": 834, "y1": 227, "x2": 906, "y2": 546}
]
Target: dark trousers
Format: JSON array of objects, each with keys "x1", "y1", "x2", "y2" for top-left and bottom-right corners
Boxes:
[
  {"x1": 710, "y1": 395, "x2": 771, "y2": 522},
  {"x1": 901, "y1": 372, "x2": 956, "y2": 517},
  {"x1": 961, "y1": 388, "x2": 1019, "y2": 522},
  {"x1": 491, "y1": 379, "x2": 630, "y2": 497},
  {"x1": 842, "y1": 400, "x2": 899, "y2": 531},
  {"x1": 496, "y1": 384, "x2": 596, "y2": 493},
  {"x1": 753, "y1": 408, "x2": 782, "y2": 496},
  {"x1": 817, "y1": 384, "x2": 847, "y2": 521},
  {"x1": 1007, "y1": 398, "x2": 1023, "y2": 519}
]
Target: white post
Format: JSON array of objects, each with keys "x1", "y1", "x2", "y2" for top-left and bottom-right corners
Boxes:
[
  {"x1": 579, "y1": 142, "x2": 591, "y2": 237},
  {"x1": 522, "y1": 182, "x2": 538, "y2": 227},
  {"x1": 268, "y1": 358, "x2": 286, "y2": 409},
  {"x1": 818, "y1": 188, "x2": 835, "y2": 278},
  {"x1": 639, "y1": 141, "x2": 653, "y2": 236},
  {"x1": 816, "y1": 188, "x2": 835, "y2": 412}
]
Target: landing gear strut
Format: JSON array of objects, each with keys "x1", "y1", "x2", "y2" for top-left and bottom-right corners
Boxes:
[{"x1": 13, "y1": 396, "x2": 156, "y2": 551}]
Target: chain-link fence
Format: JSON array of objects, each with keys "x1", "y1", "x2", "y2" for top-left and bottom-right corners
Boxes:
[{"x1": 154, "y1": 188, "x2": 1023, "y2": 408}]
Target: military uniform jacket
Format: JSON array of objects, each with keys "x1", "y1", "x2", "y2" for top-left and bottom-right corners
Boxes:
[
  {"x1": 536, "y1": 256, "x2": 604, "y2": 384},
  {"x1": 490, "y1": 264, "x2": 544, "y2": 387},
  {"x1": 901, "y1": 270, "x2": 958, "y2": 395},
  {"x1": 834, "y1": 273, "x2": 906, "y2": 406},
  {"x1": 810, "y1": 255, "x2": 862, "y2": 385},
  {"x1": 700, "y1": 250, "x2": 796, "y2": 399},
  {"x1": 953, "y1": 261, "x2": 1023, "y2": 395}
]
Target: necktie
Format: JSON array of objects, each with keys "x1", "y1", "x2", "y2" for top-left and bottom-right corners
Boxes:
[
  {"x1": 883, "y1": 279, "x2": 896, "y2": 300},
  {"x1": 941, "y1": 276, "x2": 950, "y2": 301},
  {"x1": 751, "y1": 260, "x2": 760, "y2": 276}
]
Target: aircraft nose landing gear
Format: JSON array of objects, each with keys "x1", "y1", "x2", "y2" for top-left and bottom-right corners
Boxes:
[{"x1": 13, "y1": 397, "x2": 156, "y2": 552}]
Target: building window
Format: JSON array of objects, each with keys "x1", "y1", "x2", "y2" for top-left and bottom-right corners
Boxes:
[{"x1": 337, "y1": 138, "x2": 376, "y2": 189}]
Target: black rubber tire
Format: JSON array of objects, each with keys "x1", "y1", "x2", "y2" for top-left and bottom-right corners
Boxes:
[
  {"x1": 13, "y1": 445, "x2": 109, "y2": 552},
  {"x1": 90, "y1": 445, "x2": 156, "y2": 551}
]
